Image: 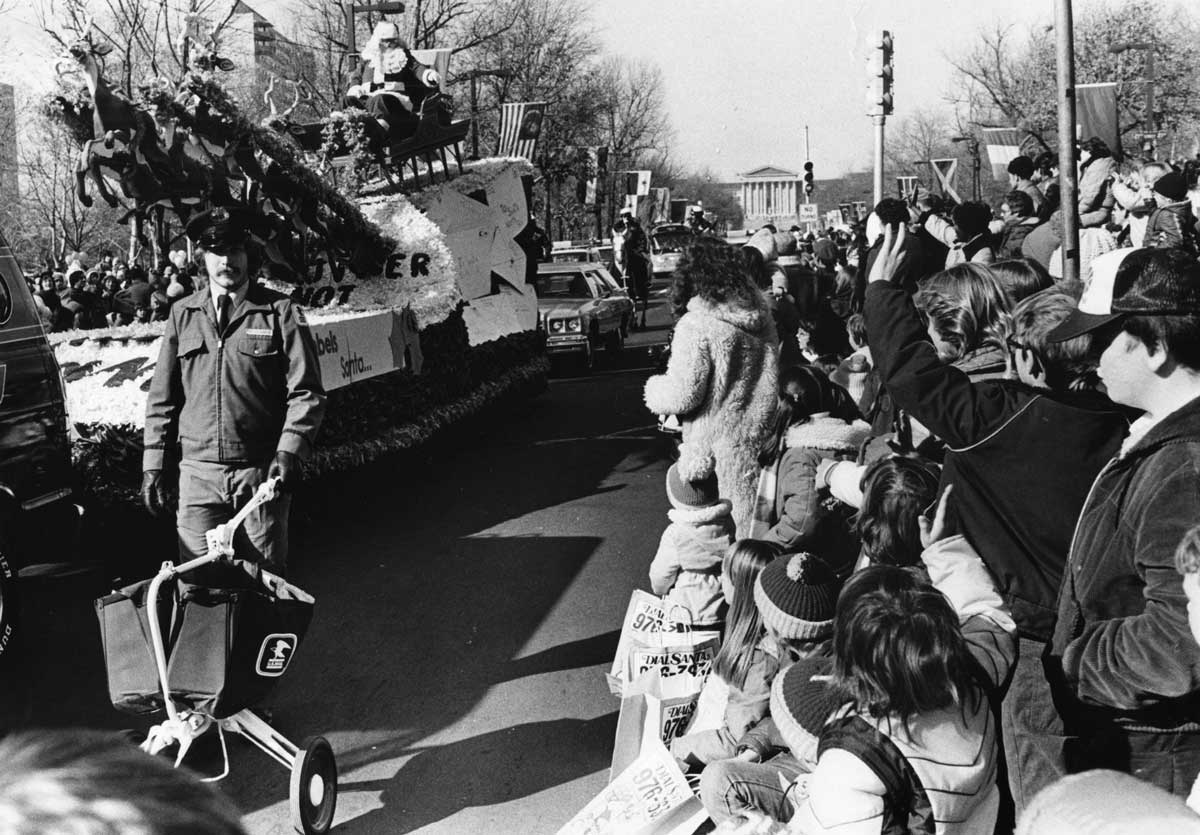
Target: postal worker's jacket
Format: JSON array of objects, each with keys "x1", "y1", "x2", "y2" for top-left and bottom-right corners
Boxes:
[{"x1": 143, "y1": 284, "x2": 326, "y2": 470}]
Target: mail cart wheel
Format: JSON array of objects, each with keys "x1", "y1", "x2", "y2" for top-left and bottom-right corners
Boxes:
[{"x1": 290, "y1": 736, "x2": 337, "y2": 835}]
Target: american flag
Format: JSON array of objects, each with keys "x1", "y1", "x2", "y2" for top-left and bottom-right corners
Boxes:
[{"x1": 496, "y1": 102, "x2": 548, "y2": 160}]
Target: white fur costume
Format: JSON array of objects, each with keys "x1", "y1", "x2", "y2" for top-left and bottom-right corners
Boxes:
[{"x1": 645, "y1": 293, "x2": 780, "y2": 535}]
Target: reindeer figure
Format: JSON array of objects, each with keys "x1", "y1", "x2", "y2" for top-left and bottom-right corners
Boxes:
[{"x1": 50, "y1": 17, "x2": 173, "y2": 207}]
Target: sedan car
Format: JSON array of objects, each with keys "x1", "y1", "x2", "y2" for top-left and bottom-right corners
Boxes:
[
  {"x1": 535, "y1": 262, "x2": 634, "y2": 370},
  {"x1": 650, "y1": 223, "x2": 692, "y2": 278}
]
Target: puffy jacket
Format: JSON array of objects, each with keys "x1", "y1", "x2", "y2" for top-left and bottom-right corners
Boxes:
[
  {"x1": 865, "y1": 280, "x2": 1127, "y2": 639},
  {"x1": 757, "y1": 417, "x2": 872, "y2": 577},
  {"x1": 791, "y1": 537, "x2": 1016, "y2": 835},
  {"x1": 997, "y1": 216, "x2": 1041, "y2": 259},
  {"x1": 144, "y1": 285, "x2": 326, "y2": 468},
  {"x1": 1145, "y1": 200, "x2": 1199, "y2": 256},
  {"x1": 1050, "y1": 396, "x2": 1200, "y2": 729},
  {"x1": 649, "y1": 499, "x2": 735, "y2": 628}
]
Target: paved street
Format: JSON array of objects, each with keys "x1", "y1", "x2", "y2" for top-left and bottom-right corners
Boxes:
[{"x1": 230, "y1": 282, "x2": 675, "y2": 833}]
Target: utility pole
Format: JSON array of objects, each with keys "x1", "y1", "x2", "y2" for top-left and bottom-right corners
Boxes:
[
  {"x1": 1055, "y1": 0, "x2": 1080, "y2": 282},
  {"x1": 866, "y1": 31, "x2": 894, "y2": 207}
]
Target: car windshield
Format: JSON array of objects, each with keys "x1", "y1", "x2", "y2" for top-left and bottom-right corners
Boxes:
[
  {"x1": 652, "y1": 232, "x2": 690, "y2": 254},
  {"x1": 551, "y1": 251, "x2": 588, "y2": 263},
  {"x1": 596, "y1": 247, "x2": 613, "y2": 261},
  {"x1": 536, "y1": 272, "x2": 593, "y2": 299}
]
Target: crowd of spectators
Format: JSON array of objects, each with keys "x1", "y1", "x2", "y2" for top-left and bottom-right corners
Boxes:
[
  {"x1": 27, "y1": 250, "x2": 205, "y2": 332},
  {"x1": 645, "y1": 145, "x2": 1200, "y2": 833}
]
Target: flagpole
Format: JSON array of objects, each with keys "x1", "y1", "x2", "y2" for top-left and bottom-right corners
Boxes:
[{"x1": 1055, "y1": 0, "x2": 1080, "y2": 283}]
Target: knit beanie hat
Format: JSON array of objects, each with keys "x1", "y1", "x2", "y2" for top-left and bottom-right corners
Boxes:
[
  {"x1": 812, "y1": 239, "x2": 839, "y2": 265},
  {"x1": 769, "y1": 655, "x2": 842, "y2": 767},
  {"x1": 665, "y1": 462, "x2": 719, "y2": 510},
  {"x1": 753, "y1": 553, "x2": 840, "y2": 640},
  {"x1": 1015, "y1": 769, "x2": 1200, "y2": 835},
  {"x1": 1153, "y1": 170, "x2": 1188, "y2": 202}
]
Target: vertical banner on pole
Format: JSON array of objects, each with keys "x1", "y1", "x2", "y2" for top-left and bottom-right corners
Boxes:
[{"x1": 1076, "y1": 83, "x2": 1123, "y2": 159}]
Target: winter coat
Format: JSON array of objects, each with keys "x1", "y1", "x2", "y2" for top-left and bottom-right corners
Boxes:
[
  {"x1": 1077, "y1": 156, "x2": 1116, "y2": 227},
  {"x1": 1018, "y1": 180, "x2": 1045, "y2": 214},
  {"x1": 671, "y1": 636, "x2": 782, "y2": 765},
  {"x1": 758, "y1": 417, "x2": 872, "y2": 577},
  {"x1": 865, "y1": 279, "x2": 1127, "y2": 640},
  {"x1": 997, "y1": 216, "x2": 1041, "y2": 259},
  {"x1": 648, "y1": 499, "x2": 735, "y2": 628},
  {"x1": 791, "y1": 536, "x2": 1016, "y2": 835},
  {"x1": 1050, "y1": 396, "x2": 1200, "y2": 731},
  {"x1": 923, "y1": 215, "x2": 995, "y2": 267},
  {"x1": 645, "y1": 293, "x2": 780, "y2": 534},
  {"x1": 1144, "y1": 200, "x2": 1199, "y2": 256}
]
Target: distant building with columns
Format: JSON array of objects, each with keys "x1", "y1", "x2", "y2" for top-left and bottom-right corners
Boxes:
[{"x1": 736, "y1": 165, "x2": 801, "y2": 228}]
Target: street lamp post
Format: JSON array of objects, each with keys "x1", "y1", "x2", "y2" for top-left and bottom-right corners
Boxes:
[
  {"x1": 455, "y1": 67, "x2": 511, "y2": 160},
  {"x1": 951, "y1": 135, "x2": 982, "y2": 201},
  {"x1": 1109, "y1": 41, "x2": 1157, "y2": 158},
  {"x1": 1054, "y1": 0, "x2": 1080, "y2": 282}
]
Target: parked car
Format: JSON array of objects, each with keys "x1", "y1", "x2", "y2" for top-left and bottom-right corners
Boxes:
[
  {"x1": 535, "y1": 262, "x2": 634, "y2": 370},
  {"x1": 650, "y1": 223, "x2": 692, "y2": 278},
  {"x1": 0, "y1": 228, "x2": 80, "y2": 680},
  {"x1": 549, "y1": 246, "x2": 602, "y2": 265}
]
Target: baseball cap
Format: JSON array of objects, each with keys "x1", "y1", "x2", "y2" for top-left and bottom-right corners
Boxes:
[{"x1": 1047, "y1": 247, "x2": 1200, "y2": 342}]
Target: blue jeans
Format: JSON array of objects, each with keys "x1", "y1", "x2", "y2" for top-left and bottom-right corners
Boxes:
[
  {"x1": 1001, "y1": 637, "x2": 1069, "y2": 816},
  {"x1": 1067, "y1": 727, "x2": 1200, "y2": 798},
  {"x1": 176, "y1": 459, "x2": 291, "y2": 583},
  {"x1": 699, "y1": 753, "x2": 804, "y2": 824}
]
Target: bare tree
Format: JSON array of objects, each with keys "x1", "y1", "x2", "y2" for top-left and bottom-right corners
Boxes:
[{"x1": 949, "y1": 0, "x2": 1200, "y2": 155}]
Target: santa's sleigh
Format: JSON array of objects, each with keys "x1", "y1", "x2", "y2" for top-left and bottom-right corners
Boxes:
[{"x1": 287, "y1": 93, "x2": 470, "y2": 191}]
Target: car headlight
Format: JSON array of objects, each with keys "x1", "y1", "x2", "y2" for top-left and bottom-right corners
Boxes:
[
  {"x1": 566, "y1": 318, "x2": 582, "y2": 333},
  {"x1": 549, "y1": 319, "x2": 564, "y2": 333}
]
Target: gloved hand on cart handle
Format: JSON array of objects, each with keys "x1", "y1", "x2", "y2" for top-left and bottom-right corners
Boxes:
[
  {"x1": 268, "y1": 450, "x2": 300, "y2": 492},
  {"x1": 204, "y1": 477, "x2": 283, "y2": 559}
]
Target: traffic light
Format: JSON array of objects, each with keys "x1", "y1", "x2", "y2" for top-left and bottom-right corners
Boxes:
[
  {"x1": 804, "y1": 161, "x2": 815, "y2": 196},
  {"x1": 865, "y1": 29, "x2": 894, "y2": 117}
]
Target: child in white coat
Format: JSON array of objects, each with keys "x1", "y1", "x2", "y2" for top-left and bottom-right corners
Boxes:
[{"x1": 649, "y1": 463, "x2": 736, "y2": 630}]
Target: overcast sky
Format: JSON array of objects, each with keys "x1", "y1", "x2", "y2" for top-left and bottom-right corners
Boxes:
[{"x1": 6, "y1": 0, "x2": 1067, "y2": 179}]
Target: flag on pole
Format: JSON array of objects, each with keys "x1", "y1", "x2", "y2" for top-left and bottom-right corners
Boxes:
[
  {"x1": 929, "y1": 158, "x2": 962, "y2": 204},
  {"x1": 496, "y1": 102, "x2": 548, "y2": 160},
  {"x1": 1077, "y1": 83, "x2": 1122, "y2": 159},
  {"x1": 623, "y1": 170, "x2": 652, "y2": 196},
  {"x1": 981, "y1": 126, "x2": 1025, "y2": 181}
]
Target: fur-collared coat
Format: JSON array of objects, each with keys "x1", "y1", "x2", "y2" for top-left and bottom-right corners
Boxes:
[{"x1": 645, "y1": 293, "x2": 780, "y2": 535}]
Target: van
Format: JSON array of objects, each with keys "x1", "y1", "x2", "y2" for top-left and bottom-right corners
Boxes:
[{"x1": 0, "y1": 229, "x2": 77, "y2": 672}]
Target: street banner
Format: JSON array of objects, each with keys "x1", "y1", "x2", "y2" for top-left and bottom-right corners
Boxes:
[
  {"x1": 624, "y1": 170, "x2": 652, "y2": 196},
  {"x1": 646, "y1": 188, "x2": 671, "y2": 226},
  {"x1": 496, "y1": 101, "x2": 548, "y2": 160},
  {"x1": 930, "y1": 158, "x2": 962, "y2": 203},
  {"x1": 410, "y1": 48, "x2": 451, "y2": 82},
  {"x1": 897, "y1": 176, "x2": 920, "y2": 201},
  {"x1": 798, "y1": 203, "x2": 819, "y2": 223},
  {"x1": 581, "y1": 146, "x2": 608, "y2": 206},
  {"x1": 1077, "y1": 82, "x2": 1123, "y2": 159},
  {"x1": 981, "y1": 126, "x2": 1025, "y2": 181}
]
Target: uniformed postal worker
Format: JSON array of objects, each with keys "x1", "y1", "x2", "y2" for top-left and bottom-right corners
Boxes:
[{"x1": 141, "y1": 207, "x2": 326, "y2": 575}]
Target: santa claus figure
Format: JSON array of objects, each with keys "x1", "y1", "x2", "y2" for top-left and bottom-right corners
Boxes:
[{"x1": 345, "y1": 21, "x2": 440, "y2": 145}]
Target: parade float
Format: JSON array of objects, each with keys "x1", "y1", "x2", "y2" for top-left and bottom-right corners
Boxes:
[{"x1": 41, "y1": 15, "x2": 547, "y2": 543}]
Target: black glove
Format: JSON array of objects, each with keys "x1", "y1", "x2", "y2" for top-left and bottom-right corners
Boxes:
[
  {"x1": 141, "y1": 469, "x2": 170, "y2": 518},
  {"x1": 267, "y1": 451, "x2": 300, "y2": 491}
]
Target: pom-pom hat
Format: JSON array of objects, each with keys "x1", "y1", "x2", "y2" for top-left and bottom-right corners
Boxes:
[
  {"x1": 665, "y1": 462, "x2": 719, "y2": 509},
  {"x1": 770, "y1": 655, "x2": 842, "y2": 766},
  {"x1": 754, "y1": 552, "x2": 840, "y2": 641}
]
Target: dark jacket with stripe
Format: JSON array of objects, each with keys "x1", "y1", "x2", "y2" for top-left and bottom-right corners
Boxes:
[
  {"x1": 865, "y1": 280, "x2": 1127, "y2": 640},
  {"x1": 144, "y1": 285, "x2": 326, "y2": 469}
]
